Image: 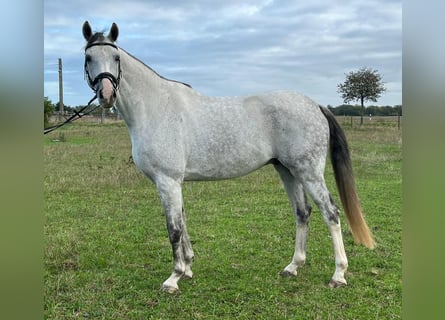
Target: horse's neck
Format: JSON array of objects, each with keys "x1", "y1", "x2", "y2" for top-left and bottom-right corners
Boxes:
[{"x1": 115, "y1": 50, "x2": 176, "y2": 127}]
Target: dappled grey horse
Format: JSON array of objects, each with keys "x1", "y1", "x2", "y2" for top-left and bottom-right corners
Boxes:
[{"x1": 82, "y1": 21, "x2": 375, "y2": 293}]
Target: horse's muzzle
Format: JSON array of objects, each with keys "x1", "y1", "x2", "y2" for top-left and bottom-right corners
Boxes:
[{"x1": 98, "y1": 78, "x2": 116, "y2": 108}]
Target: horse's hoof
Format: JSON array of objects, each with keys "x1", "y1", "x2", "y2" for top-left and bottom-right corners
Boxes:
[
  {"x1": 280, "y1": 270, "x2": 298, "y2": 277},
  {"x1": 328, "y1": 279, "x2": 347, "y2": 288},
  {"x1": 161, "y1": 284, "x2": 180, "y2": 294}
]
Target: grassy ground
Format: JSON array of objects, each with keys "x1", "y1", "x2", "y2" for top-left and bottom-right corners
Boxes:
[{"x1": 44, "y1": 118, "x2": 401, "y2": 319}]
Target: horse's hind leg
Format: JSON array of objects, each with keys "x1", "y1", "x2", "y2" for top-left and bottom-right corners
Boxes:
[
  {"x1": 181, "y1": 206, "x2": 194, "y2": 279},
  {"x1": 302, "y1": 176, "x2": 348, "y2": 287},
  {"x1": 274, "y1": 164, "x2": 312, "y2": 277}
]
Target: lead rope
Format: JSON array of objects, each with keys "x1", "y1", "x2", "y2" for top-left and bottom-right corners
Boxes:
[{"x1": 43, "y1": 94, "x2": 99, "y2": 134}]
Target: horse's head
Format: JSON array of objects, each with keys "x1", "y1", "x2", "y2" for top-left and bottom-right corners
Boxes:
[{"x1": 82, "y1": 21, "x2": 121, "y2": 108}]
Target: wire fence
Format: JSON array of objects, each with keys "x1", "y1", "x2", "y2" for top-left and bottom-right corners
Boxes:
[
  {"x1": 336, "y1": 115, "x2": 402, "y2": 129},
  {"x1": 49, "y1": 110, "x2": 122, "y2": 125}
]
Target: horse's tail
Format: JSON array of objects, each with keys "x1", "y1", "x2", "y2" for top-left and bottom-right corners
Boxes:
[{"x1": 319, "y1": 106, "x2": 375, "y2": 249}]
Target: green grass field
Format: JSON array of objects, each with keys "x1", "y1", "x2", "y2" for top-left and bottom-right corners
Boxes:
[{"x1": 44, "y1": 118, "x2": 401, "y2": 319}]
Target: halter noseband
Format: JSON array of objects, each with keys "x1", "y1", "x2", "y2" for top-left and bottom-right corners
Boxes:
[{"x1": 84, "y1": 42, "x2": 122, "y2": 94}]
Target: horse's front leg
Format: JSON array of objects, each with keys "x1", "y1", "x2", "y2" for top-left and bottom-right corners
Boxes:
[
  {"x1": 181, "y1": 206, "x2": 194, "y2": 279},
  {"x1": 155, "y1": 176, "x2": 192, "y2": 293}
]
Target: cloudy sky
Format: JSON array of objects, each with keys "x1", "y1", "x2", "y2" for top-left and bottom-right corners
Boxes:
[{"x1": 44, "y1": 0, "x2": 401, "y2": 108}]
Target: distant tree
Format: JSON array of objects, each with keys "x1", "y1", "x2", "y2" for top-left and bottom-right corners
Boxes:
[
  {"x1": 44, "y1": 97, "x2": 55, "y2": 128},
  {"x1": 337, "y1": 67, "x2": 386, "y2": 125}
]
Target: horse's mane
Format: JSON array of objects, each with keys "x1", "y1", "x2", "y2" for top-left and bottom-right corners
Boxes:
[{"x1": 121, "y1": 48, "x2": 192, "y2": 89}]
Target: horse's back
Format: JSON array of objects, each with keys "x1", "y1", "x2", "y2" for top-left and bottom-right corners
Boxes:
[
  {"x1": 249, "y1": 91, "x2": 330, "y2": 158},
  {"x1": 253, "y1": 91, "x2": 326, "y2": 125}
]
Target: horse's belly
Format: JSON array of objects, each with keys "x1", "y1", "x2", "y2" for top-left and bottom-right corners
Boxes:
[{"x1": 184, "y1": 143, "x2": 272, "y2": 181}]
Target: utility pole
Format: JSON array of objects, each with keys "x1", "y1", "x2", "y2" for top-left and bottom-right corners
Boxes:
[{"x1": 58, "y1": 58, "x2": 64, "y2": 120}]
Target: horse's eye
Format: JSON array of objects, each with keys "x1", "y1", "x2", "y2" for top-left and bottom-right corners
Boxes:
[
  {"x1": 85, "y1": 55, "x2": 92, "y2": 63},
  {"x1": 114, "y1": 55, "x2": 120, "y2": 62}
]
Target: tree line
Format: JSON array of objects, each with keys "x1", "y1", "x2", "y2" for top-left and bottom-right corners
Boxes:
[{"x1": 327, "y1": 104, "x2": 402, "y2": 117}]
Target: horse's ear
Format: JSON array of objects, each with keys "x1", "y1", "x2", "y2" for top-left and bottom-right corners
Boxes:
[
  {"x1": 108, "y1": 23, "x2": 119, "y2": 42},
  {"x1": 82, "y1": 21, "x2": 93, "y2": 41}
]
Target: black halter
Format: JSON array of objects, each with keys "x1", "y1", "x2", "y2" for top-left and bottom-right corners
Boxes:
[{"x1": 84, "y1": 42, "x2": 122, "y2": 94}]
